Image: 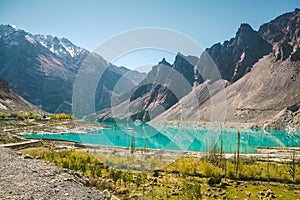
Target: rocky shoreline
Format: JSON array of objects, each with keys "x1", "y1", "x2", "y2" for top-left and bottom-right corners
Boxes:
[{"x1": 0, "y1": 147, "x2": 117, "y2": 200}]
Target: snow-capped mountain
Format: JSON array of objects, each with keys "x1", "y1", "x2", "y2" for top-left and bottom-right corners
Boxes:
[
  {"x1": 34, "y1": 35, "x2": 87, "y2": 59},
  {"x1": 0, "y1": 24, "x2": 87, "y2": 59},
  {"x1": 0, "y1": 24, "x2": 145, "y2": 115}
]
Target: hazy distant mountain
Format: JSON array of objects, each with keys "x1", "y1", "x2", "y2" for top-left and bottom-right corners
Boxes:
[
  {"x1": 153, "y1": 8, "x2": 300, "y2": 129},
  {"x1": 97, "y1": 53, "x2": 201, "y2": 122},
  {"x1": 0, "y1": 25, "x2": 146, "y2": 115}
]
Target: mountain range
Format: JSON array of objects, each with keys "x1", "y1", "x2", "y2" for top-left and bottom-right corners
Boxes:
[
  {"x1": 153, "y1": 8, "x2": 300, "y2": 129},
  {"x1": 0, "y1": 25, "x2": 145, "y2": 115},
  {"x1": 98, "y1": 8, "x2": 300, "y2": 129},
  {"x1": 0, "y1": 8, "x2": 299, "y2": 129}
]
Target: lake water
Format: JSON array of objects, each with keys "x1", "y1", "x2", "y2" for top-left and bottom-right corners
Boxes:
[{"x1": 23, "y1": 122, "x2": 300, "y2": 153}]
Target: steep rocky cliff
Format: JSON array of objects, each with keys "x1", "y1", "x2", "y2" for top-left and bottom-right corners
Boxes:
[
  {"x1": 197, "y1": 23, "x2": 272, "y2": 83},
  {"x1": 153, "y1": 9, "x2": 300, "y2": 130}
]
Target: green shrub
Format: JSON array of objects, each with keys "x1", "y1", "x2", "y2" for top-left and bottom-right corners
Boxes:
[
  {"x1": 180, "y1": 179, "x2": 202, "y2": 200},
  {"x1": 50, "y1": 113, "x2": 74, "y2": 121},
  {"x1": 29, "y1": 149, "x2": 103, "y2": 178}
]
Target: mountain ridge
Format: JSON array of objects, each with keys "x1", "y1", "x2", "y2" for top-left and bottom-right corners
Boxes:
[
  {"x1": 152, "y1": 8, "x2": 300, "y2": 129},
  {"x1": 96, "y1": 19, "x2": 277, "y2": 123},
  {"x1": 1, "y1": 8, "x2": 299, "y2": 129},
  {"x1": 97, "y1": 53, "x2": 199, "y2": 122},
  {"x1": 197, "y1": 22, "x2": 272, "y2": 83},
  {"x1": 0, "y1": 24, "x2": 146, "y2": 115}
]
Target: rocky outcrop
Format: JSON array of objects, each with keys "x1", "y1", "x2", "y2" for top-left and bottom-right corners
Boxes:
[
  {"x1": 0, "y1": 147, "x2": 117, "y2": 200},
  {"x1": 137, "y1": 23, "x2": 273, "y2": 124},
  {"x1": 264, "y1": 102, "x2": 300, "y2": 129},
  {"x1": 152, "y1": 9, "x2": 300, "y2": 129},
  {"x1": 172, "y1": 53, "x2": 199, "y2": 86},
  {"x1": 156, "y1": 54, "x2": 300, "y2": 129},
  {"x1": 259, "y1": 8, "x2": 300, "y2": 61},
  {"x1": 198, "y1": 23, "x2": 272, "y2": 83}
]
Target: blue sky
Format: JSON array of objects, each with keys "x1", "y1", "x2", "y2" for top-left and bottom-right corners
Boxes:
[{"x1": 0, "y1": 0, "x2": 299, "y2": 71}]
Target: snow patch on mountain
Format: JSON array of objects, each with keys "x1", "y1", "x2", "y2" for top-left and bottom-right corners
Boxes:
[
  {"x1": 60, "y1": 41, "x2": 75, "y2": 57},
  {"x1": 33, "y1": 35, "x2": 86, "y2": 58},
  {"x1": 39, "y1": 40, "x2": 47, "y2": 48},
  {"x1": 24, "y1": 35, "x2": 36, "y2": 44}
]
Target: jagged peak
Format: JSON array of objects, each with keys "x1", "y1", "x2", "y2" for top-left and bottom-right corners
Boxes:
[
  {"x1": 260, "y1": 8, "x2": 300, "y2": 30},
  {"x1": 0, "y1": 24, "x2": 15, "y2": 30},
  {"x1": 32, "y1": 33, "x2": 88, "y2": 58},
  {"x1": 209, "y1": 42, "x2": 221, "y2": 50},
  {"x1": 60, "y1": 37, "x2": 73, "y2": 45},
  {"x1": 158, "y1": 58, "x2": 171, "y2": 66},
  {"x1": 176, "y1": 52, "x2": 184, "y2": 56},
  {"x1": 239, "y1": 23, "x2": 253, "y2": 29},
  {"x1": 53, "y1": 36, "x2": 60, "y2": 42},
  {"x1": 174, "y1": 52, "x2": 200, "y2": 66},
  {"x1": 174, "y1": 52, "x2": 188, "y2": 62},
  {"x1": 236, "y1": 23, "x2": 255, "y2": 35},
  {"x1": 0, "y1": 24, "x2": 19, "y2": 36},
  {"x1": 174, "y1": 52, "x2": 186, "y2": 63}
]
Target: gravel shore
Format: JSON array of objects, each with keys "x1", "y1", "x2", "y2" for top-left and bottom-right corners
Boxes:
[{"x1": 0, "y1": 147, "x2": 117, "y2": 200}]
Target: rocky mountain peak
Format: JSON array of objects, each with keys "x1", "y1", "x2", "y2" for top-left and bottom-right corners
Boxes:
[
  {"x1": 97, "y1": 52, "x2": 198, "y2": 122},
  {"x1": 258, "y1": 8, "x2": 300, "y2": 61},
  {"x1": 237, "y1": 23, "x2": 254, "y2": 35},
  {"x1": 33, "y1": 34, "x2": 87, "y2": 59},
  {"x1": 158, "y1": 58, "x2": 171, "y2": 66},
  {"x1": 172, "y1": 53, "x2": 197, "y2": 86},
  {"x1": 0, "y1": 25, "x2": 145, "y2": 114},
  {"x1": 151, "y1": 9, "x2": 300, "y2": 129},
  {"x1": 234, "y1": 23, "x2": 263, "y2": 47},
  {"x1": 200, "y1": 22, "x2": 272, "y2": 83},
  {"x1": 173, "y1": 52, "x2": 186, "y2": 64},
  {"x1": 0, "y1": 24, "x2": 16, "y2": 36}
]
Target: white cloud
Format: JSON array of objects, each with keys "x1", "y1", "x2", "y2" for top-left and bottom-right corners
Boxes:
[{"x1": 11, "y1": 24, "x2": 17, "y2": 29}]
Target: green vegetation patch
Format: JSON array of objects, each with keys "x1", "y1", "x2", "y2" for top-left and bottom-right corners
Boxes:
[{"x1": 26, "y1": 147, "x2": 300, "y2": 200}]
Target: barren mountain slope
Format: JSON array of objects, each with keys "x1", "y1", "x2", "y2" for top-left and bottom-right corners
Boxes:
[
  {"x1": 0, "y1": 77, "x2": 36, "y2": 113},
  {"x1": 153, "y1": 55, "x2": 300, "y2": 129}
]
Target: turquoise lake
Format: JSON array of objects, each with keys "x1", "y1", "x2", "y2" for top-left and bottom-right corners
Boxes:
[{"x1": 23, "y1": 123, "x2": 300, "y2": 153}]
